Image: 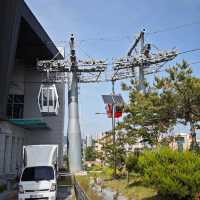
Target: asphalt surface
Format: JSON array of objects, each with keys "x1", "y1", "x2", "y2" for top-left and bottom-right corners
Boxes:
[
  {"x1": 4, "y1": 186, "x2": 72, "y2": 200},
  {"x1": 57, "y1": 186, "x2": 72, "y2": 200}
]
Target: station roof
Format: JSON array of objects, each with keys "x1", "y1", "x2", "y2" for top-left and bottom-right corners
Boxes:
[{"x1": 15, "y1": 2, "x2": 63, "y2": 65}]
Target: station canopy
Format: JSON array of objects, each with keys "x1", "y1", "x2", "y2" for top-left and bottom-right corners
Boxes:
[{"x1": 9, "y1": 118, "x2": 49, "y2": 130}]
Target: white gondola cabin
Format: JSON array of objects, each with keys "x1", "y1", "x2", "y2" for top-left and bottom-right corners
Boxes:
[{"x1": 38, "y1": 84, "x2": 59, "y2": 116}]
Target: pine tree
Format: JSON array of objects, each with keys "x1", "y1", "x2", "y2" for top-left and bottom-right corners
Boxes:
[
  {"x1": 118, "y1": 80, "x2": 176, "y2": 146},
  {"x1": 155, "y1": 60, "x2": 200, "y2": 150}
]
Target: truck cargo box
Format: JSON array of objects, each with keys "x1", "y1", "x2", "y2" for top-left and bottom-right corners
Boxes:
[{"x1": 23, "y1": 145, "x2": 58, "y2": 169}]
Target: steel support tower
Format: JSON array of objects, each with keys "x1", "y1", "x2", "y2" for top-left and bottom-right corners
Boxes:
[{"x1": 113, "y1": 30, "x2": 178, "y2": 92}]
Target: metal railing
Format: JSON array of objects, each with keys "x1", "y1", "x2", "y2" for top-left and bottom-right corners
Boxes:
[
  {"x1": 57, "y1": 172, "x2": 90, "y2": 200},
  {"x1": 57, "y1": 172, "x2": 73, "y2": 200},
  {"x1": 74, "y1": 177, "x2": 89, "y2": 200}
]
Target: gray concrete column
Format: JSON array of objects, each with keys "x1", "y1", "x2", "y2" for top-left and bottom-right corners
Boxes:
[
  {"x1": 0, "y1": 134, "x2": 5, "y2": 174},
  {"x1": 16, "y1": 137, "x2": 21, "y2": 173},
  {"x1": 4, "y1": 135, "x2": 12, "y2": 174},
  {"x1": 67, "y1": 72, "x2": 82, "y2": 172},
  {"x1": 11, "y1": 137, "x2": 17, "y2": 173}
]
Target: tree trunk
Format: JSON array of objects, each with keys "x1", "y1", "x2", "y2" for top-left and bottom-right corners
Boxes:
[
  {"x1": 190, "y1": 121, "x2": 197, "y2": 151},
  {"x1": 127, "y1": 171, "x2": 129, "y2": 184}
]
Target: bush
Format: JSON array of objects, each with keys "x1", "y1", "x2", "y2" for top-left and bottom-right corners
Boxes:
[
  {"x1": 0, "y1": 183, "x2": 6, "y2": 193},
  {"x1": 137, "y1": 147, "x2": 200, "y2": 199},
  {"x1": 88, "y1": 163, "x2": 102, "y2": 171},
  {"x1": 125, "y1": 153, "x2": 139, "y2": 173},
  {"x1": 102, "y1": 166, "x2": 114, "y2": 177}
]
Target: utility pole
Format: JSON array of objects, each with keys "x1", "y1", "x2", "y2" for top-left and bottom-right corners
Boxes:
[
  {"x1": 101, "y1": 81, "x2": 124, "y2": 178},
  {"x1": 111, "y1": 79, "x2": 116, "y2": 177}
]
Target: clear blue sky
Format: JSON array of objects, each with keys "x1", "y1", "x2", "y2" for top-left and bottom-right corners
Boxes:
[{"x1": 26, "y1": 0, "x2": 200, "y2": 137}]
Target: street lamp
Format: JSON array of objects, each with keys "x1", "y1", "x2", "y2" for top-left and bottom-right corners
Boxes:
[{"x1": 101, "y1": 93, "x2": 124, "y2": 178}]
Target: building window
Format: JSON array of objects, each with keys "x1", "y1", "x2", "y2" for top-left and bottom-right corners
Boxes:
[{"x1": 7, "y1": 95, "x2": 24, "y2": 119}]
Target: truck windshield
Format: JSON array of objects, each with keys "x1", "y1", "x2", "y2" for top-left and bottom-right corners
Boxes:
[{"x1": 21, "y1": 166, "x2": 54, "y2": 181}]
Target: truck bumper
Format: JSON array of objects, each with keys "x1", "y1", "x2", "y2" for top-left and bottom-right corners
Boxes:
[{"x1": 18, "y1": 191, "x2": 56, "y2": 200}]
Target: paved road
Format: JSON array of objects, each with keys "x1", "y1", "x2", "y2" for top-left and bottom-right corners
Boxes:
[
  {"x1": 57, "y1": 186, "x2": 72, "y2": 200},
  {"x1": 4, "y1": 186, "x2": 72, "y2": 200}
]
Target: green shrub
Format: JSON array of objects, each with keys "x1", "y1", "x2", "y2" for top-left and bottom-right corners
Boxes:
[
  {"x1": 88, "y1": 163, "x2": 102, "y2": 171},
  {"x1": 137, "y1": 147, "x2": 200, "y2": 199},
  {"x1": 125, "y1": 153, "x2": 139, "y2": 173},
  {"x1": 102, "y1": 166, "x2": 114, "y2": 177},
  {"x1": 0, "y1": 184, "x2": 6, "y2": 193}
]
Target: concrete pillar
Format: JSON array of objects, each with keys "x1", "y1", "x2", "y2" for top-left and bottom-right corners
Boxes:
[
  {"x1": 67, "y1": 72, "x2": 82, "y2": 172},
  {"x1": 4, "y1": 135, "x2": 12, "y2": 174},
  {"x1": 0, "y1": 0, "x2": 22, "y2": 117},
  {"x1": 0, "y1": 134, "x2": 5, "y2": 174},
  {"x1": 11, "y1": 137, "x2": 17, "y2": 173},
  {"x1": 16, "y1": 137, "x2": 21, "y2": 172}
]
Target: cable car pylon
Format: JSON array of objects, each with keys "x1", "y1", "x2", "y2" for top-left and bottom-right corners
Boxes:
[
  {"x1": 37, "y1": 34, "x2": 107, "y2": 173},
  {"x1": 67, "y1": 35, "x2": 82, "y2": 172}
]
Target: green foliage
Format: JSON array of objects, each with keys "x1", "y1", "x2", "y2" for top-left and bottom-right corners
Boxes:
[
  {"x1": 118, "y1": 81, "x2": 176, "y2": 146},
  {"x1": 155, "y1": 60, "x2": 200, "y2": 149},
  {"x1": 76, "y1": 176, "x2": 101, "y2": 200},
  {"x1": 159, "y1": 135, "x2": 174, "y2": 146},
  {"x1": 0, "y1": 184, "x2": 6, "y2": 193},
  {"x1": 100, "y1": 131, "x2": 126, "y2": 170},
  {"x1": 85, "y1": 146, "x2": 96, "y2": 161},
  {"x1": 125, "y1": 153, "x2": 139, "y2": 173},
  {"x1": 87, "y1": 163, "x2": 102, "y2": 171},
  {"x1": 102, "y1": 166, "x2": 114, "y2": 177},
  {"x1": 137, "y1": 147, "x2": 200, "y2": 199},
  {"x1": 119, "y1": 60, "x2": 200, "y2": 150}
]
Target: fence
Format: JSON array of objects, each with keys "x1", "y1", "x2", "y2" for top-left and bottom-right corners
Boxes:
[{"x1": 74, "y1": 177, "x2": 89, "y2": 200}]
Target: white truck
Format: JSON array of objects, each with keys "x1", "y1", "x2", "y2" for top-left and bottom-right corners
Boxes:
[{"x1": 18, "y1": 145, "x2": 58, "y2": 200}]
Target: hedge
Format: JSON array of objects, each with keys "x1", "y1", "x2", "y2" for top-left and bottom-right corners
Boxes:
[{"x1": 137, "y1": 147, "x2": 200, "y2": 199}]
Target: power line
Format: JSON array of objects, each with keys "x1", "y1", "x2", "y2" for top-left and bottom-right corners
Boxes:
[
  {"x1": 178, "y1": 48, "x2": 200, "y2": 55},
  {"x1": 15, "y1": 20, "x2": 200, "y2": 49},
  {"x1": 15, "y1": 21, "x2": 200, "y2": 50},
  {"x1": 190, "y1": 61, "x2": 200, "y2": 65},
  {"x1": 77, "y1": 21, "x2": 200, "y2": 43},
  {"x1": 149, "y1": 60, "x2": 200, "y2": 76},
  {"x1": 146, "y1": 21, "x2": 200, "y2": 35},
  {"x1": 78, "y1": 35, "x2": 132, "y2": 43}
]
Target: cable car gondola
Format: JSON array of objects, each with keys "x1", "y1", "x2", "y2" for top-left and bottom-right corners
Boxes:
[{"x1": 38, "y1": 84, "x2": 59, "y2": 116}]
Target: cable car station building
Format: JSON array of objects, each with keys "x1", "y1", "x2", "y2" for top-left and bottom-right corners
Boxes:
[{"x1": 0, "y1": 0, "x2": 65, "y2": 180}]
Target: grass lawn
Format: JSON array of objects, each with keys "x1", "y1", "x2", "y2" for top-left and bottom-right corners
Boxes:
[
  {"x1": 77, "y1": 170, "x2": 158, "y2": 200},
  {"x1": 76, "y1": 175, "x2": 102, "y2": 200},
  {"x1": 103, "y1": 178, "x2": 157, "y2": 200}
]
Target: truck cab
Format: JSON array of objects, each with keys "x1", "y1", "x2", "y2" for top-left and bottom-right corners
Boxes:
[{"x1": 18, "y1": 145, "x2": 58, "y2": 200}]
